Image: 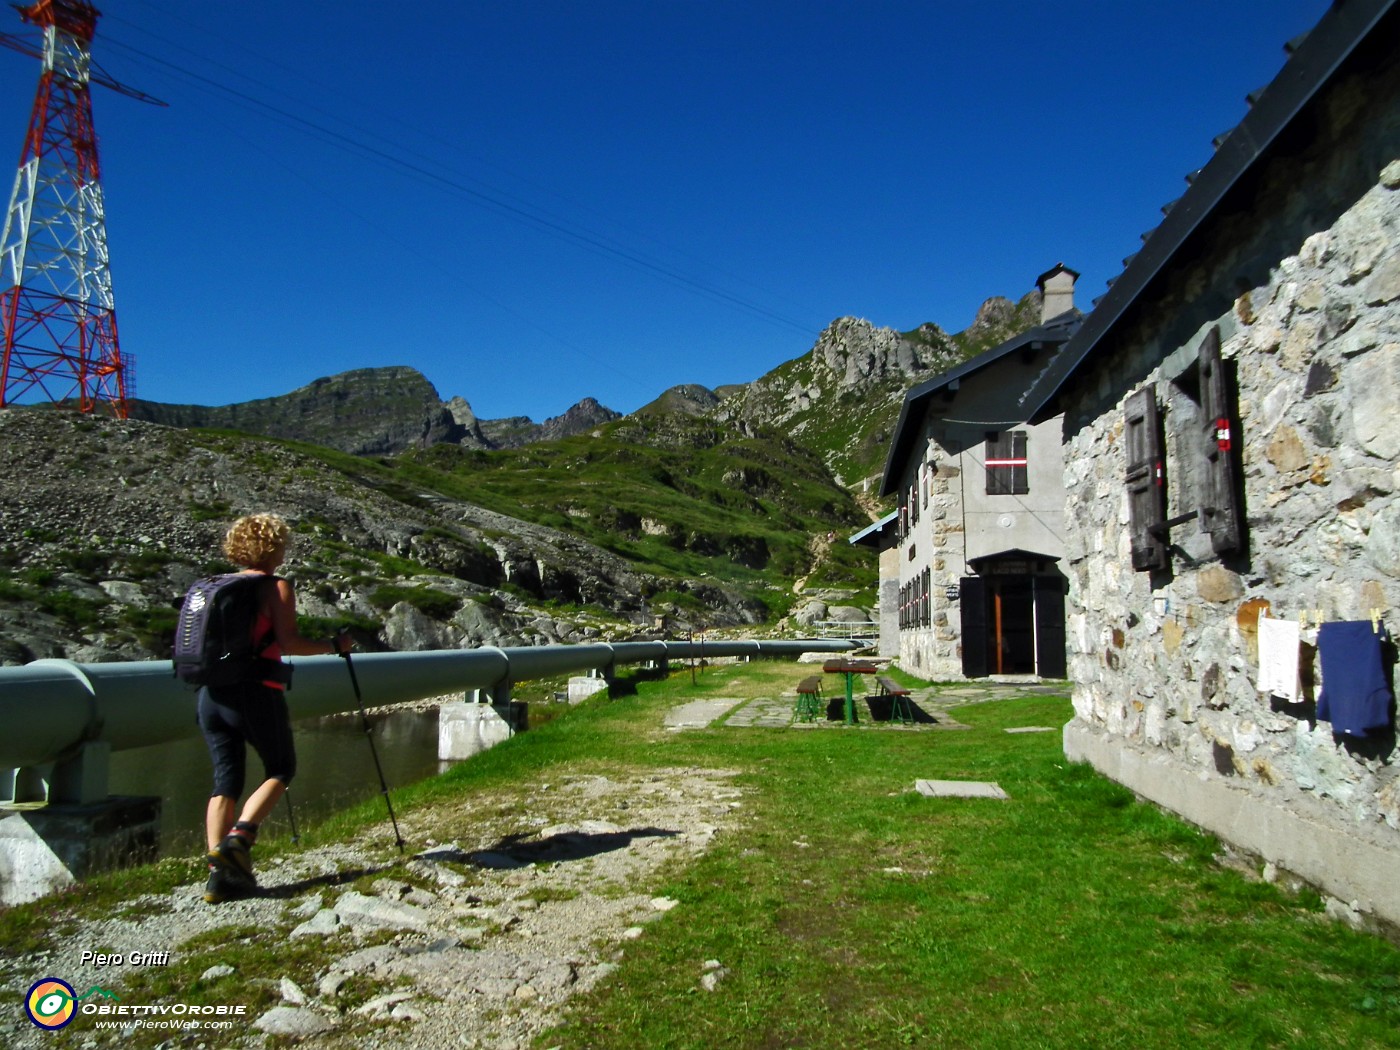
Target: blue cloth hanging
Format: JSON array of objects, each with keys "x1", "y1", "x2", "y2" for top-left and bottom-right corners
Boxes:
[{"x1": 1316, "y1": 621, "x2": 1393, "y2": 737}]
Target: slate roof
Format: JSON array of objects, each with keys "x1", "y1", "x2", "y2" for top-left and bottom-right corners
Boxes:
[
  {"x1": 1020, "y1": 0, "x2": 1399, "y2": 425},
  {"x1": 878, "y1": 309, "x2": 1082, "y2": 497}
]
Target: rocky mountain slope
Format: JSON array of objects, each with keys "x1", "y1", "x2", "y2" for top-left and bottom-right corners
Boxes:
[
  {"x1": 716, "y1": 291, "x2": 1042, "y2": 486},
  {"x1": 128, "y1": 369, "x2": 621, "y2": 457},
  {"x1": 0, "y1": 410, "x2": 771, "y2": 665},
  {"x1": 1, "y1": 282, "x2": 1047, "y2": 664},
  {"x1": 127, "y1": 289, "x2": 1042, "y2": 479}
]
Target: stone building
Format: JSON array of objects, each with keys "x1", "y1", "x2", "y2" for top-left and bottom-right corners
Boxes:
[
  {"x1": 879, "y1": 265, "x2": 1081, "y2": 680},
  {"x1": 1023, "y1": 0, "x2": 1400, "y2": 927}
]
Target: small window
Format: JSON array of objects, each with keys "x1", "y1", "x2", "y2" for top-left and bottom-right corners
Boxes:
[{"x1": 985, "y1": 431, "x2": 1028, "y2": 495}]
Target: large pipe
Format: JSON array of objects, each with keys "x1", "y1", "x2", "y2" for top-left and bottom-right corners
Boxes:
[{"x1": 0, "y1": 638, "x2": 856, "y2": 770}]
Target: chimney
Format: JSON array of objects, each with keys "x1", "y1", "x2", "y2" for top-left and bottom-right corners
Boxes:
[{"x1": 1036, "y1": 263, "x2": 1079, "y2": 323}]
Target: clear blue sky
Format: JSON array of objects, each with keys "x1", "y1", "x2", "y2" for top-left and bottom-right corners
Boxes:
[{"x1": 0, "y1": 0, "x2": 1331, "y2": 420}]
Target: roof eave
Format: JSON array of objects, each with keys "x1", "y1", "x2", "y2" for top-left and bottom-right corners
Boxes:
[
  {"x1": 1022, "y1": 0, "x2": 1399, "y2": 425},
  {"x1": 880, "y1": 318, "x2": 1080, "y2": 494}
]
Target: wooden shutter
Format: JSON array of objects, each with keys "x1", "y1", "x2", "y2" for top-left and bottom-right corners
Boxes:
[
  {"x1": 959, "y1": 577, "x2": 989, "y2": 678},
  {"x1": 1124, "y1": 386, "x2": 1168, "y2": 572},
  {"x1": 1198, "y1": 327, "x2": 1244, "y2": 554},
  {"x1": 1033, "y1": 575, "x2": 1067, "y2": 679},
  {"x1": 985, "y1": 433, "x2": 1009, "y2": 494},
  {"x1": 985, "y1": 431, "x2": 1028, "y2": 495},
  {"x1": 1011, "y1": 431, "x2": 1028, "y2": 494}
]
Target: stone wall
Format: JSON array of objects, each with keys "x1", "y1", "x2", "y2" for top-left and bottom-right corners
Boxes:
[
  {"x1": 897, "y1": 444, "x2": 965, "y2": 679},
  {"x1": 1059, "y1": 139, "x2": 1400, "y2": 924}
]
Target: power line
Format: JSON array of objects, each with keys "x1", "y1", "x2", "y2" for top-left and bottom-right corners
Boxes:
[{"x1": 96, "y1": 31, "x2": 820, "y2": 338}]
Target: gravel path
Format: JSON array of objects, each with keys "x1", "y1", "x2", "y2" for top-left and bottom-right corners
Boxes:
[{"x1": 3, "y1": 765, "x2": 747, "y2": 1050}]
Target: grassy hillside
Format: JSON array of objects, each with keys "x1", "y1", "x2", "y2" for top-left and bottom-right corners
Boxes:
[
  {"x1": 394, "y1": 415, "x2": 875, "y2": 607},
  {"x1": 273, "y1": 412, "x2": 878, "y2": 622},
  {"x1": 740, "y1": 350, "x2": 911, "y2": 491}
]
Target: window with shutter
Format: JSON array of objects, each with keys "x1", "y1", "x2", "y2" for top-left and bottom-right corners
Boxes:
[
  {"x1": 1124, "y1": 386, "x2": 1169, "y2": 572},
  {"x1": 985, "y1": 431, "x2": 1029, "y2": 495},
  {"x1": 1198, "y1": 326, "x2": 1244, "y2": 555}
]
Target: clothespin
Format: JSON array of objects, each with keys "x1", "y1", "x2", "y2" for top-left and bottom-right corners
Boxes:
[
  {"x1": 1298, "y1": 610, "x2": 1308, "y2": 630},
  {"x1": 1371, "y1": 608, "x2": 1383, "y2": 634}
]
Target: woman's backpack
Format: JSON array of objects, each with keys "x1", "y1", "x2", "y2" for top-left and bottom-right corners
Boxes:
[{"x1": 172, "y1": 574, "x2": 292, "y2": 688}]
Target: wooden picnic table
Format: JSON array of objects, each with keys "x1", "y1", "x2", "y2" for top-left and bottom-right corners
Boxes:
[{"x1": 822, "y1": 658, "x2": 878, "y2": 724}]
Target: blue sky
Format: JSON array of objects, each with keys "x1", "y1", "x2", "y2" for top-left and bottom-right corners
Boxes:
[{"x1": 0, "y1": 0, "x2": 1331, "y2": 420}]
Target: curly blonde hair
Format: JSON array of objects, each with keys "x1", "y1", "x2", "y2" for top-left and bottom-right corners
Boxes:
[{"x1": 222, "y1": 513, "x2": 291, "y2": 569}]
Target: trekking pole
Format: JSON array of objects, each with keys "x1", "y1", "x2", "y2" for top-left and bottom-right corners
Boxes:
[
  {"x1": 283, "y1": 789, "x2": 300, "y2": 845},
  {"x1": 337, "y1": 639, "x2": 405, "y2": 855}
]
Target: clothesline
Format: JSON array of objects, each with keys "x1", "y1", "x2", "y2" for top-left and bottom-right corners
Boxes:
[
  {"x1": 1264, "y1": 607, "x2": 1387, "y2": 633},
  {"x1": 1255, "y1": 611, "x2": 1393, "y2": 738},
  {"x1": 1145, "y1": 599, "x2": 1388, "y2": 640}
]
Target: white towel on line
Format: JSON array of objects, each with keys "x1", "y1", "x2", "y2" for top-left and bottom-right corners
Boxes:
[{"x1": 1256, "y1": 616, "x2": 1303, "y2": 703}]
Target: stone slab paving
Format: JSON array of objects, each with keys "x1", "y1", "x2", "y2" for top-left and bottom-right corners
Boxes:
[
  {"x1": 672, "y1": 680, "x2": 1070, "y2": 733},
  {"x1": 723, "y1": 695, "x2": 796, "y2": 729},
  {"x1": 914, "y1": 779, "x2": 1009, "y2": 800},
  {"x1": 663, "y1": 698, "x2": 746, "y2": 730},
  {"x1": 700, "y1": 683, "x2": 1069, "y2": 733}
]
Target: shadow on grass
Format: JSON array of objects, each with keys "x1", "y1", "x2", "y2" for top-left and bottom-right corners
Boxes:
[{"x1": 822, "y1": 696, "x2": 940, "y2": 725}]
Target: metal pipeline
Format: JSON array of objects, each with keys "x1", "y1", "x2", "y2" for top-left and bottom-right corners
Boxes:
[{"x1": 0, "y1": 638, "x2": 856, "y2": 771}]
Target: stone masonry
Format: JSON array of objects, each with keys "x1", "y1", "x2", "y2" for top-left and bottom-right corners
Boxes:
[{"x1": 1060, "y1": 137, "x2": 1400, "y2": 926}]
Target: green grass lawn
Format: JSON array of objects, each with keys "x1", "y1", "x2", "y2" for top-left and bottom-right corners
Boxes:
[
  {"x1": 7, "y1": 659, "x2": 1398, "y2": 1049},
  {"x1": 476, "y1": 661, "x2": 1400, "y2": 1050}
]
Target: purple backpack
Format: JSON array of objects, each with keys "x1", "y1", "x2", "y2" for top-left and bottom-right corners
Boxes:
[{"x1": 172, "y1": 574, "x2": 291, "y2": 688}]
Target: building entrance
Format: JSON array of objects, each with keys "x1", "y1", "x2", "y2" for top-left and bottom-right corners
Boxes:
[{"x1": 958, "y1": 551, "x2": 1066, "y2": 679}]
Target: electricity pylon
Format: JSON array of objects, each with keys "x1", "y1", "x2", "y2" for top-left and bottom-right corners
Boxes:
[{"x1": 0, "y1": 1, "x2": 162, "y2": 417}]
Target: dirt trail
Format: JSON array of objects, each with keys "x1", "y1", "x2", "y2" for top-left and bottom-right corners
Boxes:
[{"x1": 2, "y1": 766, "x2": 747, "y2": 1050}]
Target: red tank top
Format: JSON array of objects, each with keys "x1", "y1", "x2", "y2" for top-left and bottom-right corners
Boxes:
[{"x1": 253, "y1": 597, "x2": 287, "y2": 690}]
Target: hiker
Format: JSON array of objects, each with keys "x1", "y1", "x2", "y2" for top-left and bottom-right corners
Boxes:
[{"x1": 198, "y1": 512, "x2": 353, "y2": 903}]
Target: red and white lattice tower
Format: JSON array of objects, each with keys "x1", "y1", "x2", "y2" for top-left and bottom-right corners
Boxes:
[{"x1": 0, "y1": 1, "x2": 145, "y2": 417}]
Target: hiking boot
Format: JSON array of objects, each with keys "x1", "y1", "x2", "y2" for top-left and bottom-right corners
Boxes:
[
  {"x1": 203, "y1": 863, "x2": 252, "y2": 904},
  {"x1": 208, "y1": 834, "x2": 257, "y2": 888}
]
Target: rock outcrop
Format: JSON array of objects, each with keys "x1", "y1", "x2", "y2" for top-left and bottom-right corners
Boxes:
[
  {"x1": 128, "y1": 366, "x2": 466, "y2": 455},
  {"x1": 130, "y1": 367, "x2": 621, "y2": 456}
]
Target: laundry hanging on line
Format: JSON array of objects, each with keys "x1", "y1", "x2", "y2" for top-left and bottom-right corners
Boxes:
[
  {"x1": 1255, "y1": 615, "x2": 1303, "y2": 704},
  {"x1": 1316, "y1": 620, "x2": 1393, "y2": 737}
]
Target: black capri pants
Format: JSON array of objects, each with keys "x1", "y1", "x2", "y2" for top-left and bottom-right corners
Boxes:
[{"x1": 197, "y1": 681, "x2": 297, "y2": 798}]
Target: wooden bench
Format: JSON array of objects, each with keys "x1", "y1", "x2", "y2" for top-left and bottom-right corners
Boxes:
[
  {"x1": 877, "y1": 675, "x2": 914, "y2": 724},
  {"x1": 794, "y1": 676, "x2": 823, "y2": 722}
]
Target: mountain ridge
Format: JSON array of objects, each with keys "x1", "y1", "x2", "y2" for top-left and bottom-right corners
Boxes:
[
  {"x1": 126, "y1": 287, "x2": 1044, "y2": 477},
  {"x1": 0, "y1": 282, "x2": 1049, "y2": 663}
]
